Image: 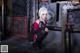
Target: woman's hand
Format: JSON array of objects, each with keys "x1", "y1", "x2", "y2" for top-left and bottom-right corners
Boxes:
[{"x1": 45, "y1": 28, "x2": 48, "y2": 32}]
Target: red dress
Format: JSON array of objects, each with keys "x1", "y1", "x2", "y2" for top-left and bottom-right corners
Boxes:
[{"x1": 32, "y1": 20, "x2": 48, "y2": 48}]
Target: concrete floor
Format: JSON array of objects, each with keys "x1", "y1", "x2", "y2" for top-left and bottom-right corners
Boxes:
[
  {"x1": 1, "y1": 35, "x2": 63, "y2": 53},
  {"x1": 1, "y1": 33, "x2": 80, "y2": 53}
]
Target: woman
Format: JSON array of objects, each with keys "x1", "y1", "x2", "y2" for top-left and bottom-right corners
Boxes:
[{"x1": 32, "y1": 7, "x2": 48, "y2": 49}]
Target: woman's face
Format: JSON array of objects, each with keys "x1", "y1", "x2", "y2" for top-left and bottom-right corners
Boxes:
[{"x1": 41, "y1": 13, "x2": 47, "y2": 20}]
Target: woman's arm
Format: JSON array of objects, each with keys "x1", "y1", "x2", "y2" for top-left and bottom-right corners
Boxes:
[{"x1": 39, "y1": 21, "x2": 48, "y2": 35}]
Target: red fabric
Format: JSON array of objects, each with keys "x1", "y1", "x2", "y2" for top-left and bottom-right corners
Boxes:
[
  {"x1": 33, "y1": 22, "x2": 40, "y2": 41},
  {"x1": 33, "y1": 34, "x2": 37, "y2": 42},
  {"x1": 33, "y1": 22, "x2": 40, "y2": 31}
]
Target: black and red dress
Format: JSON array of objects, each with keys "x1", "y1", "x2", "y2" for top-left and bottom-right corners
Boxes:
[{"x1": 32, "y1": 20, "x2": 48, "y2": 48}]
